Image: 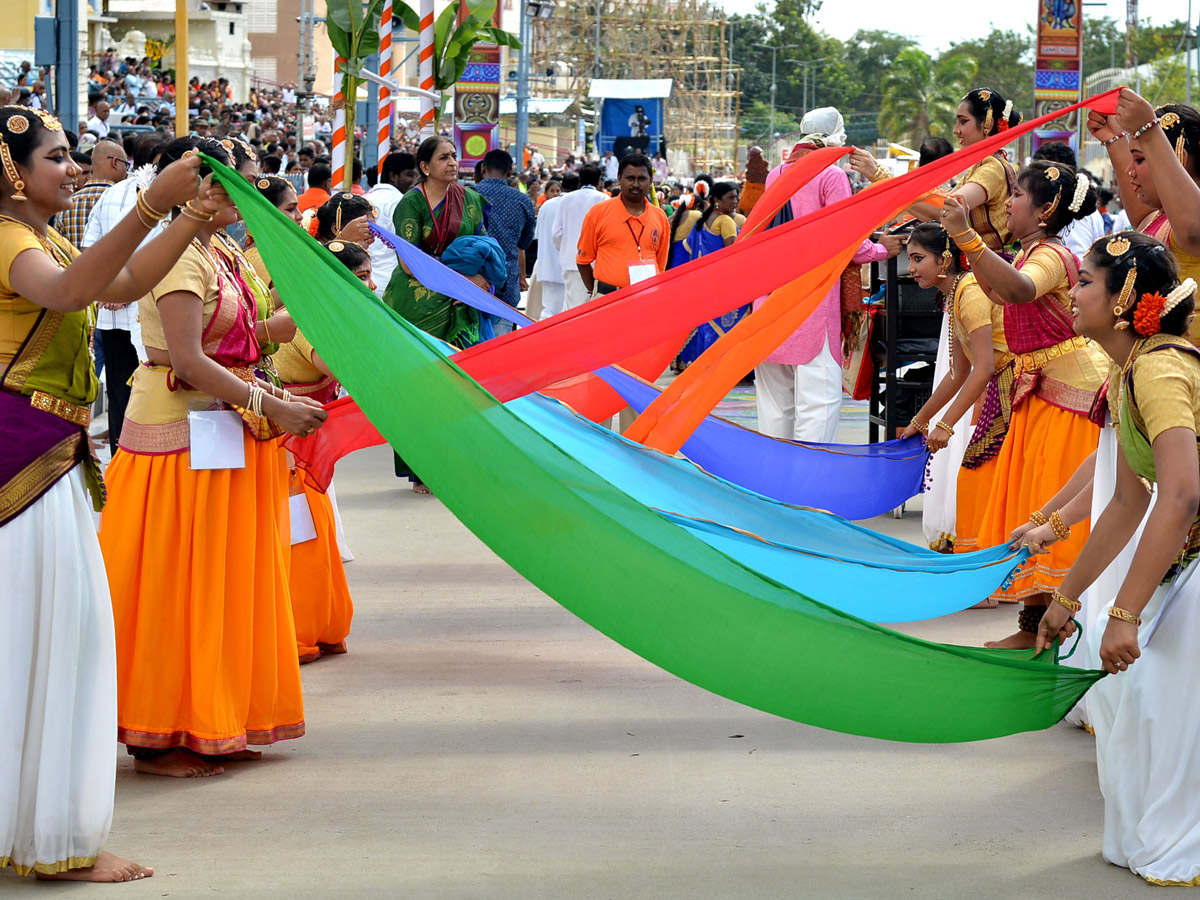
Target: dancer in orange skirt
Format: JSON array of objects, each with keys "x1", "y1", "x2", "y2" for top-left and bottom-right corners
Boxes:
[
  {"x1": 99, "y1": 137, "x2": 327, "y2": 779},
  {"x1": 269, "y1": 238, "x2": 361, "y2": 663},
  {"x1": 899, "y1": 223, "x2": 1008, "y2": 567},
  {"x1": 941, "y1": 161, "x2": 1108, "y2": 648}
]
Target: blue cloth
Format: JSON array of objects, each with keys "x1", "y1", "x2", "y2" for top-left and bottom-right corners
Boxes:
[
  {"x1": 441, "y1": 235, "x2": 508, "y2": 289},
  {"x1": 473, "y1": 178, "x2": 535, "y2": 309},
  {"x1": 670, "y1": 227, "x2": 750, "y2": 366}
]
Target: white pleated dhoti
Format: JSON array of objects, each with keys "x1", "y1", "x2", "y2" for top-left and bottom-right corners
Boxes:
[
  {"x1": 562, "y1": 270, "x2": 590, "y2": 311},
  {"x1": 1089, "y1": 555, "x2": 1200, "y2": 885},
  {"x1": 1, "y1": 466, "x2": 116, "y2": 876},
  {"x1": 921, "y1": 311, "x2": 970, "y2": 549},
  {"x1": 754, "y1": 335, "x2": 843, "y2": 443},
  {"x1": 539, "y1": 280, "x2": 566, "y2": 320}
]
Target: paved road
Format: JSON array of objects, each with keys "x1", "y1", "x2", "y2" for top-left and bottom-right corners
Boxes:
[{"x1": 10, "y1": 439, "x2": 1158, "y2": 899}]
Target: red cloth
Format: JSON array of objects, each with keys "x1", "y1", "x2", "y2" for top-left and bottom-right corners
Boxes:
[
  {"x1": 450, "y1": 91, "x2": 1122, "y2": 408},
  {"x1": 286, "y1": 396, "x2": 384, "y2": 492}
]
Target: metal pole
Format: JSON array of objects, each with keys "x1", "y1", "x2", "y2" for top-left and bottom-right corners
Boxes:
[
  {"x1": 175, "y1": 0, "x2": 188, "y2": 136},
  {"x1": 418, "y1": 0, "x2": 436, "y2": 135},
  {"x1": 516, "y1": 0, "x2": 530, "y2": 165},
  {"x1": 593, "y1": 0, "x2": 601, "y2": 78},
  {"x1": 769, "y1": 48, "x2": 776, "y2": 152},
  {"x1": 54, "y1": 0, "x2": 80, "y2": 132}
]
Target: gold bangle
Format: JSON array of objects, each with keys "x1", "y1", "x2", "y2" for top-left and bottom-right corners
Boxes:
[
  {"x1": 869, "y1": 168, "x2": 890, "y2": 184},
  {"x1": 956, "y1": 235, "x2": 986, "y2": 253},
  {"x1": 133, "y1": 204, "x2": 155, "y2": 229},
  {"x1": 136, "y1": 190, "x2": 169, "y2": 221},
  {"x1": 909, "y1": 416, "x2": 928, "y2": 436},
  {"x1": 1049, "y1": 510, "x2": 1071, "y2": 542},
  {"x1": 1052, "y1": 589, "x2": 1081, "y2": 613},
  {"x1": 1029, "y1": 510, "x2": 1049, "y2": 527},
  {"x1": 934, "y1": 420, "x2": 954, "y2": 436},
  {"x1": 1108, "y1": 605, "x2": 1142, "y2": 626},
  {"x1": 263, "y1": 319, "x2": 273, "y2": 343},
  {"x1": 182, "y1": 199, "x2": 217, "y2": 221},
  {"x1": 948, "y1": 228, "x2": 976, "y2": 240}
]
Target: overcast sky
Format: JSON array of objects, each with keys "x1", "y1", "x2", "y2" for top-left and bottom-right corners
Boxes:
[{"x1": 714, "y1": 0, "x2": 1194, "y2": 54}]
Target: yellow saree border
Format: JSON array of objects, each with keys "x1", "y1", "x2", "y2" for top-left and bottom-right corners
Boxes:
[{"x1": 1, "y1": 854, "x2": 100, "y2": 877}]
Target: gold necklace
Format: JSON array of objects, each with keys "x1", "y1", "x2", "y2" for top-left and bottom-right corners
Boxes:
[
  {"x1": 1111, "y1": 338, "x2": 1144, "y2": 432},
  {"x1": 944, "y1": 272, "x2": 965, "y2": 378}
]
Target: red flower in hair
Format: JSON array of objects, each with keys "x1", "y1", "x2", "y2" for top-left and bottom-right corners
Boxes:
[
  {"x1": 307, "y1": 216, "x2": 320, "y2": 238},
  {"x1": 996, "y1": 120, "x2": 1010, "y2": 132},
  {"x1": 1133, "y1": 292, "x2": 1167, "y2": 336}
]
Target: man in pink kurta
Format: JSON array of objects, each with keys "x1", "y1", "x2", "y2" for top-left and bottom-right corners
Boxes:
[{"x1": 753, "y1": 142, "x2": 898, "y2": 441}]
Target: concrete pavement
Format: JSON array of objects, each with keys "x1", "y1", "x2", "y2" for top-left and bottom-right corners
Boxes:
[{"x1": 9, "y1": 437, "x2": 1161, "y2": 899}]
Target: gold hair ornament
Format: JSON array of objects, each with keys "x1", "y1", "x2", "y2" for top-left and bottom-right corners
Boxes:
[
  {"x1": 6, "y1": 113, "x2": 29, "y2": 135},
  {"x1": 327, "y1": 240, "x2": 346, "y2": 253},
  {"x1": 1112, "y1": 265, "x2": 1138, "y2": 328},
  {"x1": 257, "y1": 178, "x2": 271, "y2": 189},
  {"x1": 1040, "y1": 166, "x2": 1062, "y2": 225},
  {"x1": 1106, "y1": 236, "x2": 1131, "y2": 257}
]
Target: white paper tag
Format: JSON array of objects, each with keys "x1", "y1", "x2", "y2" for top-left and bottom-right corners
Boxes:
[
  {"x1": 628, "y1": 261, "x2": 657, "y2": 284},
  {"x1": 290, "y1": 492, "x2": 317, "y2": 544},
  {"x1": 188, "y1": 410, "x2": 246, "y2": 470}
]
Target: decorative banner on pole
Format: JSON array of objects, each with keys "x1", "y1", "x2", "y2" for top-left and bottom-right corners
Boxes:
[
  {"x1": 454, "y1": 43, "x2": 500, "y2": 165},
  {"x1": 418, "y1": 0, "x2": 436, "y2": 136},
  {"x1": 378, "y1": 0, "x2": 393, "y2": 164},
  {"x1": 332, "y1": 54, "x2": 347, "y2": 188},
  {"x1": 1033, "y1": 0, "x2": 1083, "y2": 150}
]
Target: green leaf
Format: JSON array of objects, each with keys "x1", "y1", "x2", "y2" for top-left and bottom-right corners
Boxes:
[
  {"x1": 433, "y1": 4, "x2": 458, "y2": 57},
  {"x1": 325, "y1": 0, "x2": 364, "y2": 39},
  {"x1": 353, "y1": 0, "x2": 386, "y2": 57},
  {"x1": 476, "y1": 25, "x2": 520, "y2": 49},
  {"x1": 326, "y1": 21, "x2": 352, "y2": 59}
]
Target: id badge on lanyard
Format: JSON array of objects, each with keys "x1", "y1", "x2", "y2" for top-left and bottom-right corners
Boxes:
[{"x1": 626, "y1": 217, "x2": 657, "y2": 285}]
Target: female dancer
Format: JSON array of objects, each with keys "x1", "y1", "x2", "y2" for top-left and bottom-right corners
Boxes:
[
  {"x1": 674, "y1": 182, "x2": 743, "y2": 368},
  {"x1": 0, "y1": 105, "x2": 207, "y2": 880},
  {"x1": 900, "y1": 222, "x2": 1008, "y2": 562},
  {"x1": 243, "y1": 174, "x2": 302, "y2": 287},
  {"x1": 1086, "y1": 90, "x2": 1200, "y2": 303},
  {"x1": 942, "y1": 160, "x2": 1107, "y2": 646},
  {"x1": 100, "y1": 137, "x2": 327, "y2": 778},
  {"x1": 1036, "y1": 232, "x2": 1200, "y2": 886},
  {"x1": 271, "y1": 239, "x2": 363, "y2": 663}
]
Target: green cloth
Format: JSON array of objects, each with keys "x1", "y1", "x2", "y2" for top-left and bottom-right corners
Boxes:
[
  {"x1": 383, "y1": 186, "x2": 486, "y2": 348},
  {"x1": 209, "y1": 155, "x2": 1106, "y2": 744}
]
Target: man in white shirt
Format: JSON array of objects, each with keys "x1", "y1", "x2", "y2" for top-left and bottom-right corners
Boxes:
[
  {"x1": 113, "y1": 91, "x2": 138, "y2": 123},
  {"x1": 364, "y1": 151, "x2": 417, "y2": 298},
  {"x1": 530, "y1": 146, "x2": 545, "y2": 170},
  {"x1": 602, "y1": 151, "x2": 618, "y2": 183},
  {"x1": 552, "y1": 164, "x2": 609, "y2": 310},
  {"x1": 81, "y1": 133, "x2": 168, "y2": 445},
  {"x1": 534, "y1": 174, "x2": 572, "y2": 318},
  {"x1": 86, "y1": 100, "x2": 111, "y2": 138}
]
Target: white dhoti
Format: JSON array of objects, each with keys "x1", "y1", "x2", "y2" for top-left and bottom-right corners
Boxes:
[
  {"x1": 1, "y1": 467, "x2": 116, "y2": 876},
  {"x1": 754, "y1": 335, "x2": 843, "y2": 443},
  {"x1": 921, "y1": 311, "x2": 970, "y2": 549},
  {"x1": 539, "y1": 281, "x2": 566, "y2": 319},
  {"x1": 1089, "y1": 555, "x2": 1200, "y2": 885},
  {"x1": 562, "y1": 270, "x2": 590, "y2": 311}
]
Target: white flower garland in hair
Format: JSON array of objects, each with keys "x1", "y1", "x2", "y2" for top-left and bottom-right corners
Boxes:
[
  {"x1": 1162, "y1": 278, "x2": 1198, "y2": 317},
  {"x1": 1001, "y1": 99, "x2": 1013, "y2": 124},
  {"x1": 1068, "y1": 172, "x2": 1090, "y2": 213}
]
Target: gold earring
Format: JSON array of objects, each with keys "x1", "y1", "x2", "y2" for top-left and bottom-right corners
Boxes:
[
  {"x1": 0, "y1": 139, "x2": 27, "y2": 201},
  {"x1": 1113, "y1": 266, "x2": 1137, "y2": 329}
]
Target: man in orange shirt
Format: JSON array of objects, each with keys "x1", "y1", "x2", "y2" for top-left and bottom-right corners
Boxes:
[
  {"x1": 297, "y1": 162, "x2": 333, "y2": 212},
  {"x1": 576, "y1": 152, "x2": 669, "y2": 298}
]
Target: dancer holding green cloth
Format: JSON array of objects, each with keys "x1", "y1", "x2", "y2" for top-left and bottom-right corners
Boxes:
[{"x1": 383, "y1": 135, "x2": 488, "y2": 348}]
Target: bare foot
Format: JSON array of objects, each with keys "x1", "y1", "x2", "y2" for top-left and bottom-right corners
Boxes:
[
  {"x1": 984, "y1": 631, "x2": 1038, "y2": 650},
  {"x1": 133, "y1": 748, "x2": 224, "y2": 778},
  {"x1": 317, "y1": 641, "x2": 348, "y2": 655},
  {"x1": 205, "y1": 749, "x2": 263, "y2": 762},
  {"x1": 412, "y1": 481, "x2": 432, "y2": 495},
  {"x1": 36, "y1": 850, "x2": 153, "y2": 883}
]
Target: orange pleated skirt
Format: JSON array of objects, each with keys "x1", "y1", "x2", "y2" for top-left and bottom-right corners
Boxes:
[
  {"x1": 289, "y1": 473, "x2": 354, "y2": 663},
  {"x1": 952, "y1": 456, "x2": 998, "y2": 554},
  {"x1": 99, "y1": 435, "x2": 305, "y2": 754},
  {"x1": 973, "y1": 394, "x2": 1100, "y2": 601}
]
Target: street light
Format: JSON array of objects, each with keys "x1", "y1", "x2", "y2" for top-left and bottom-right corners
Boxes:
[
  {"x1": 517, "y1": 0, "x2": 555, "y2": 166},
  {"x1": 788, "y1": 57, "x2": 827, "y2": 119},
  {"x1": 754, "y1": 42, "x2": 800, "y2": 160}
]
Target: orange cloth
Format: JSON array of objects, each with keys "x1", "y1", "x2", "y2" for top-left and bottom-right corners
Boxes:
[
  {"x1": 100, "y1": 436, "x2": 306, "y2": 754},
  {"x1": 575, "y1": 196, "x2": 670, "y2": 287},
  {"x1": 289, "y1": 473, "x2": 354, "y2": 662},
  {"x1": 738, "y1": 181, "x2": 765, "y2": 214},
  {"x1": 972, "y1": 395, "x2": 1099, "y2": 601},
  {"x1": 297, "y1": 186, "x2": 331, "y2": 213},
  {"x1": 952, "y1": 457, "x2": 998, "y2": 553}
]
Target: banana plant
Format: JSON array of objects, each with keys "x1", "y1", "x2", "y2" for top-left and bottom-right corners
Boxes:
[
  {"x1": 325, "y1": 0, "x2": 386, "y2": 190},
  {"x1": 393, "y1": 0, "x2": 521, "y2": 126}
]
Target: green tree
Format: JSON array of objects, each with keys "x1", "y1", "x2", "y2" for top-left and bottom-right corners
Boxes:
[
  {"x1": 841, "y1": 29, "x2": 913, "y2": 110},
  {"x1": 740, "y1": 98, "x2": 801, "y2": 143},
  {"x1": 879, "y1": 46, "x2": 976, "y2": 143},
  {"x1": 942, "y1": 29, "x2": 1033, "y2": 121},
  {"x1": 1140, "y1": 53, "x2": 1200, "y2": 106},
  {"x1": 1082, "y1": 16, "x2": 1124, "y2": 75}
]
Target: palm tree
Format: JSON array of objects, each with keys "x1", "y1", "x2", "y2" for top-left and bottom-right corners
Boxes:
[{"x1": 878, "y1": 46, "x2": 977, "y2": 143}]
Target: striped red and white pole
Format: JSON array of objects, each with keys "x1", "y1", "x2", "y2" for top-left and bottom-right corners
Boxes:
[
  {"x1": 377, "y1": 0, "x2": 393, "y2": 164},
  {"x1": 331, "y1": 54, "x2": 347, "y2": 188},
  {"x1": 418, "y1": 0, "x2": 436, "y2": 136}
]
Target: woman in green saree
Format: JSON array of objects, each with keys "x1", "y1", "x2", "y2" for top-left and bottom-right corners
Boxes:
[{"x1": 383, "y1": 135, "x2": 488, "y2": 348}]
